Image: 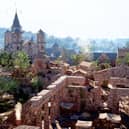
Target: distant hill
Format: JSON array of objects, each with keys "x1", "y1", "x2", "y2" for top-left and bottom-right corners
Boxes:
[{"x1": 0, "y1": 27, "x2": 129, "y2": 52}]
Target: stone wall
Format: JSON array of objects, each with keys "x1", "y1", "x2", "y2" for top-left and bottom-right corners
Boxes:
[
  {"x1": 109, "y1": 77, "x2": 129, "y2": 87},
  {"x1": 65, "y1": 85, "x2": 102, "y2": 111},
  {"x1": 94, "y1": 65, "x2": 129, "y2": 86},
  {"x1": 8, "y1": 66, "x2": 129, "y2": 129},
  {"x1": 21, "y1": 76, "x2": 86, "y2": 128},
  {"x1": 108, "y1": 88, "x2": 129, "y2": 113},
  {"x1": 119, "y1": 96, "x2": 129, "y2": 116}
]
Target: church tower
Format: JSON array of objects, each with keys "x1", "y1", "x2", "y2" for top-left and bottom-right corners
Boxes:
[
  {"x1": 5, "y1": 12, "x2": 22, "y2": 52},
  {"x1": 36, "y1": 29, "x2": 46, "y2": 57},
  {"x1": 11, "y1": 12, "x2": 22, "y2": 44},
  {"x1": 37, "y1": 29, "x2": 45, "y2": 44}
]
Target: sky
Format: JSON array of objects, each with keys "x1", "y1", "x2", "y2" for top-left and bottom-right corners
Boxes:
[{"x1": 0, "y1": 0, "x2": 129, "y2": 39}]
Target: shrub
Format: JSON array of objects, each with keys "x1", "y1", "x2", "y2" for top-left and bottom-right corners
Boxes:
[{"x1": 0, "y1": 77, "x2": 19, "y2": 94}]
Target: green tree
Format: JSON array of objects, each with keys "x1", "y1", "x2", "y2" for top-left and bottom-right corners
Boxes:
[
  {"x1": 0, "y1": 51, "x2": 13, "y2": 68},
  {"x1": 71, "y1": 53, "x2": 85, "y2": 65},
  {"x1": 0, "y1": 77, "x2": 19, "y2": 94},
  {"x1": 99, "y1": 63, "x2": 111, "y2": 70},
  {"x1": 90, "y1": 61, "x2": 99, "y2": 70},
  {"x1": 31, "y1": 76, "x2": 43, "y2": 92},
  {"x1": 13, "y1": 51, "x2": 30, "y2": 69}
]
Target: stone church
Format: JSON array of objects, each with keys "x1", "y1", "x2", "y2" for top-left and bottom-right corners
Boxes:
[{"x1": 4, "y1": 12, "x2": 46, "y2": 61}]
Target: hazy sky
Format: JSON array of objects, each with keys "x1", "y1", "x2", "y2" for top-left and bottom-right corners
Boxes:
[{"x1": 0, "y1": 0, "x2": 129, "y2": 38}]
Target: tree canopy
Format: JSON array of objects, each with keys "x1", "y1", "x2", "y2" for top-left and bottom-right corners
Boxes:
[
  {"x1": 71, "y1": 53, "x2": 86, "y2": 65},
  {"x1": 0, "y1": 51, "x2": 13, "y2": 68},
  {"x1": 13, "y1": 51, "x2": 30, "y2": 69}
]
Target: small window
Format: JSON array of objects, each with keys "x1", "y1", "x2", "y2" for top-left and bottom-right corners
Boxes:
[{"x1": 17, "y1": 46, "x2": 19, "y2": 50}]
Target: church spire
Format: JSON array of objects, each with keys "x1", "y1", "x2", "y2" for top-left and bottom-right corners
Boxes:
[{"x1": 11, "y1": 11, "x2": 22, "y2": 32}]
